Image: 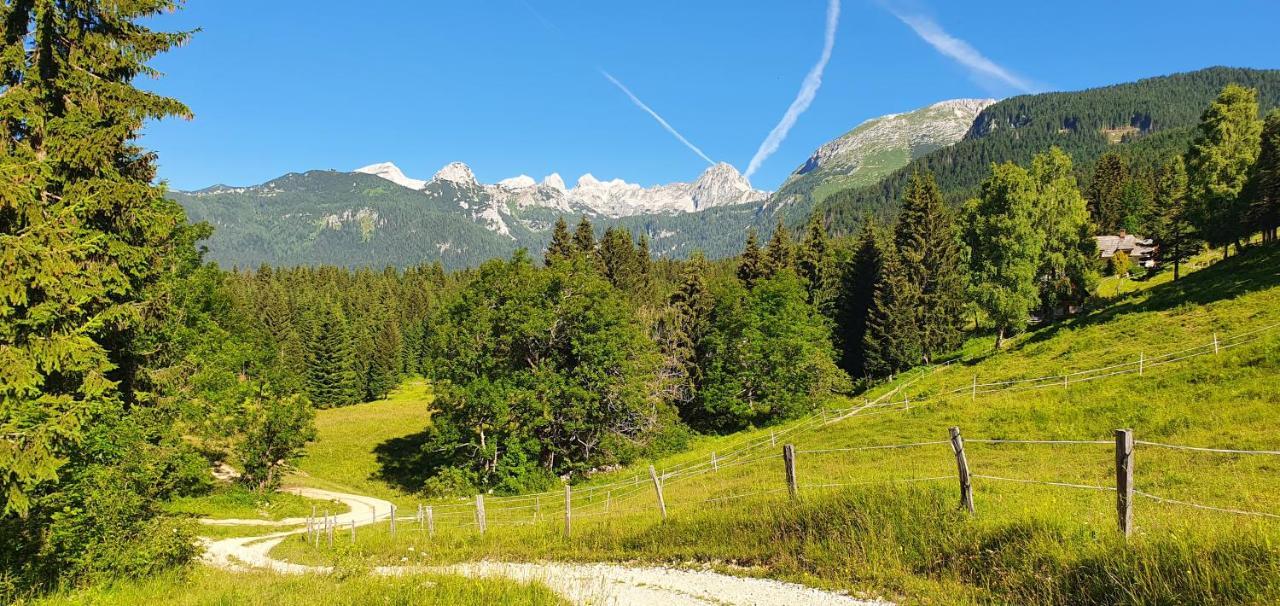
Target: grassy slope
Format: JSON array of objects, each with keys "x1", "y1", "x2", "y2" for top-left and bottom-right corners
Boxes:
[
  {"x1": 289, "y1": 379, "x2": 434, "y2": 500},
  {"x1": 269, "y1": 244, "x2": 1280, "y2": 604},
  {"x1": 22, "y1": 568, "x2": 565, "y2": 606}
]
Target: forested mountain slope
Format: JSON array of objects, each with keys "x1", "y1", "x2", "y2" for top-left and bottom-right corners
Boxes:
[{"x1": 822, "y1": 66, "x2": 1280, "y2": 231}]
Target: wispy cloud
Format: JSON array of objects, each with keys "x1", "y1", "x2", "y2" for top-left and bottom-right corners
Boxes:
[
  {"x1": 888, "y1": 8, "x2": 1035, "y2": 93},
  {"x1": 600, "y1": 70, "x2": 716, "y2": 166},
  {"x1": 745, "y1": 0, "x2": 841, "y2": 180}
]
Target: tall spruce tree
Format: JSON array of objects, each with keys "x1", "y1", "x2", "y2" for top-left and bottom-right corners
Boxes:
[
  {"x1": 305, "y1": 304, "x2": 360, "y2": 408},
  {"x1": 894, "y1": 171, "x2": 966, "y2": 359},
  {"x1": 1152, "y1": 155, "x2": 1197, "y2": 279},
  {"x1": 863, "y1": 248, "x2": 923, "y2": 377},
  {"x1": 572, "y1": 217, "x2": 597, "y2": 254},
  {"x1": 545, "y1": 217, "x2": 574, "y2": 265},
  {"x1": 1250, "y1": 110, "x2": 1280, "y2": 242},
  {"x1": 1187, "y1": 84, "x2": 1263, "y2": 256},
  {"x1": 665, "y1": 252, "x2": 715, "y2": 417},
  {"x1": 966, "y1": 162, "x2": 1044, "y2": 348},
  {"x1": 598, "y1": 227, "x2": 640, "y2": 292},
  {"x1": 1030, "y1": 148, "x2": 1098, "y2": 317},
  {"x1": 737, "y1": 228, "x2": 764, "y2": 288},
  {"x1": 1088, "y1": 153, "x2": 1129, "y2": 232},
  {"x1": 834, "y1": 220, "x2": 885, "y2": 377},
  {"x1": 635, "y1": 233, "x2": 653, "y2": 292},
  {"x1": 1, "y1": 0, "x2": 208, "y2": 586},
  {"x1": 797, "y1": 213, "x2": 837, "y2": 317},
  {"x1": 763, "y1": 218, "x2": 796, "y2": 277}
]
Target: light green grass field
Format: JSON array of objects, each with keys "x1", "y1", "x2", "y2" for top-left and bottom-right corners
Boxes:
[
  {"x1": 167, "y1": 486, "x2": 343, "y2": 521},
  {"x1": 289, "y1": 379, "x2": 434, "y2": 500},
  {"x1": 21, "y1": 568, "x2": 566, "y2": 606},
  {"x1": 269, "y1": 244, "x2": 1280, "y2": 604}
]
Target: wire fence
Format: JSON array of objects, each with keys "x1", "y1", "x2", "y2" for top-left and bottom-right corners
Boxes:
[{"x1": 300, "y1": 321, "x2": 1280, "y2": 546}]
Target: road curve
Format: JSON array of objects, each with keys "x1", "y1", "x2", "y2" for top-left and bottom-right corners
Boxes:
[{"x1": 200, "y1": 486, "x2": 889, "y2": 605}]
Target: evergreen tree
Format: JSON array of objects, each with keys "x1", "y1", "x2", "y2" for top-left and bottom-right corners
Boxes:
[
  {"x1": 1088, "y1": 153, "x2": 1129, "y2": 232},
  {"x1": 834, "y1": 220, "x2": 885, "y2": 377},
  {"x1": 1, "y1": 0, "x2": 212, "y2": 589},
  {"x1": 1152, "y1": 155, "x2": 1197, "y2": 279},
  {"x1": 366, "y1": 317, "x2": 403, "y2": 401},
  {"x1": 1187, "y1": 84, "x2": 1264, "y2": 256},
  {"x1": 763, "y1": 218, "x2": 796, "y2": 276},
  {"x1": 545, "y1": 217, "x2": 575, "y2": 265},
  {"x1": 863, "y1": 248, "x2": 923, "y2": 377},
  {"x1": 966, "y1": 163, "x2": 1044, "y2": 348},
  {"x1": 598, "y1": 227, "x2": 640, "y2": 292},
  {"x1": 797, "y1": 212, "x2": 837, "y2": 316},
  {"x1": 894, "y1": 170, "x2": 967, "y2": 359},
  {"x1": 572, "y1": 217, "x2": 597, "y2": 254},
  {"x1": 1118, "y1": 177, "x2": 1154, "y2": 235},
  {"x1": 305, "y1": 304, "x2": 360, "y2": 408},
  {"x1": 1030, "y1": 148, "x2": 1099, "y2": 317},
  {"x1": 665, "y1": 252, "x2": 715, "y2": 417},
  {"x1": 1249, "y1": 110, "x2": 1280, "y2": 242},
  {"x1": 635, "y1": 233, "x2": 654, "y2": 292},
  {"x1": 737, "y1": 228, "x2": 764, "y2": 288}
]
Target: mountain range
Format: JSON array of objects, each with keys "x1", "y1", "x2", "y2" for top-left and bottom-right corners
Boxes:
[{"x1": 175, "y1": 97, "x2": 991, "y2": 269}]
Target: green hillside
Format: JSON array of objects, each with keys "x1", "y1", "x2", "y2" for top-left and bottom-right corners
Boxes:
[
  {"x1": 823, "y1": 66, "x2": 1280, "y2": 232},
  {"x1": 174, "y1": 171, "x2": 524, "y2": 269},
  {"x1": 271, "y1": 244, "x2": 1280, "y2": 604}
]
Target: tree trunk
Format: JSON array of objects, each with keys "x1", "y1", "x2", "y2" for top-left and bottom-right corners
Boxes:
[
  {"x1": 994, "y1": 327, "x2": 1005, "y2": 350},
  {"x1": 1173, "y1": 258, "x2": 1181, "y2": 281}
]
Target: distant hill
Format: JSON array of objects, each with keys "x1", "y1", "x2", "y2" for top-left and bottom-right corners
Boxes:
[{"x1": 821, "y1": 66, "x2": 1280, "y2": 233}]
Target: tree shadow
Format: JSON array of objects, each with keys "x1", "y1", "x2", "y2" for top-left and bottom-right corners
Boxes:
[
  {"x1": 1017, "y1": 244, "x2": 1280, "y2": 350},
  {"x1": 372, "y1": 431, "x2": 435, "y2": 493}
]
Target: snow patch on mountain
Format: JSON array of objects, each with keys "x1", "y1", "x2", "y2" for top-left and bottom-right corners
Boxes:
[{"x1": 355, "y1": 162, "x2": 426, "y2": 190}]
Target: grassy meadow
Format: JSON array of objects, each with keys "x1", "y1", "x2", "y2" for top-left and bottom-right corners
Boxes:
[
  {"x1": 266, "y1": 244, "x2": 1280, "y2": 604},
  {"x1": 20, "y1": 568, "x2": 566, "y2": 606}
]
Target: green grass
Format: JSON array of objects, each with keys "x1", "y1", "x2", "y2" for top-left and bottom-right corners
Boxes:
[
  {"x1": 289, "y1": 378, "x2": 433, "y2": 500},
  {"x1": 166, "y1": 486, "x2": 345, "y2": 521},
  {"x1": 21, "y1": 568, "x2": 566, "y2": 606},
  {"x1": 270, "y1": 244, "x2": 1280, "y2": 604}
]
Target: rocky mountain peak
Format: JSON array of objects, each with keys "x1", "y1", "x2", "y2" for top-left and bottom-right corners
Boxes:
[{"x1": 433, "y1": 162, "x2": 478, "y2": 187}]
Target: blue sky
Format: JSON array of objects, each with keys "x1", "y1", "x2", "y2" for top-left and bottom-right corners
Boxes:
[{"x1": 143, "y1": 0, "x2": 1280, "y2": 191}]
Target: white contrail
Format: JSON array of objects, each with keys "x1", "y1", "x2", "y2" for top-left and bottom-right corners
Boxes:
[
  {"x1": 744, "y1": 0, "x2": 840, "y2": 180},
  {"x1": 889, "y1": 9, "x2": 1035, "y2": 93},
  {"x1": 600, "y1": 70, "x2": 716, "y2": 166}
]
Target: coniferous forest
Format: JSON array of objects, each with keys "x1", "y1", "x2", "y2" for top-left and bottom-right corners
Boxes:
[{"x1": 5, "y1": 1, "x2": 1280, "y2": 604}]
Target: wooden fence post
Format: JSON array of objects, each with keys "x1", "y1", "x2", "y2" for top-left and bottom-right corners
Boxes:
[
  {"x1": 649, "y1": 464, "x2": 667, "y2": 521},
  {"x1": 390, "y1": 504, "x2": 397, "y2": 538},
  {"x1": 711, "y1": 451, "x2": 718, "y2": 472},
  {"x1": 327, "y1": 515, "x2": 334, "y2": 547},
  {"x1": 949, "y1": 427, "x2": 975, "y2": 514},
  {"x1": 475, "y1": 494, "x2": 487, "y2": 535},
  {"x1": 783, "y1": 444, "x2": 798, "y2": 500},
  {"x1": 972, "y1": 375, "x2": 978, "y2": 402},
  {"x1": 564, "y1": 484, "x2": 572, "y2": 538},
  {"x1": 350, "y1": 520, "x2": 355, "y2": 543},
  {"x1": 426, "y1": 505, "x2": 434, "y2": 537},
  {"x1": 605, "y1": 490, "x2": 612, "y2": 513},
  {"x1": 770, "y1": 430, "x2": 776, "y2": 446},
  {"x1": 1139, "y1": 352, "x2": 1145, "y2": 376},
  {"x1": 534, "y1": 495, "x2": 540, "y2": 522},
  {"x1": 1213, "y1": 332, "x2": 1220, "y2": 355},
  {"x1": 1115, "y1": 429, "x2": 1134, "y2": 539}
]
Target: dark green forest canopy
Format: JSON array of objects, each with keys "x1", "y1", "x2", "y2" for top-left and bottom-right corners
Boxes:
[{"x1": 821, "y1": 67, "x2": 1280, "y2": 233}]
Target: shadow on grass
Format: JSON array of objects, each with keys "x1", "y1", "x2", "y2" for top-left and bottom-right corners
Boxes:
[
  {"x1": 1016, "y1": 243, "x2": 1280, "y2": 350},
  {"x1": 372, "y1": 431, "x2": 434, "y2": 493}
]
